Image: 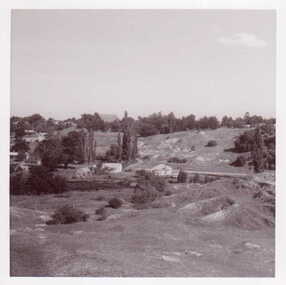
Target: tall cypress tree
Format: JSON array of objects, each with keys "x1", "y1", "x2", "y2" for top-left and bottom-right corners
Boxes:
[
  {"x1": 252, "y1": 127, "x2": 265, "y2": 173},
  {"x1": 121, "y1": 111, "x2": 137, "y2": 162}
]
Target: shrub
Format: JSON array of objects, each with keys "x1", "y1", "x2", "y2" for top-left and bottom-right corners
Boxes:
[
  {"x1": 131, "y1": 170, "x2": 168, "y2": 208},
  {"x1": 95, "y1": 206, "x2": 106, "y2": 216},
  {"x1": 26, "y1": 166, "x2": 67, "y2": 195},
  {"x1": 108, "y1": 198, "x2": 123, "y2": 209},
  {"x1": 142, "y1": 155, "x2": 151, "y2": 160},
  {"x1": 131, "y1": 184, "x2": 160, "y2": 205},
  {"x1": 104, "y1": 144, "x2": 121, "y2": 162},
  {"x1": 164, "y1": 190, "x2": 173, "y2": 196},
  {"x1": 94, "y1": 195, "x2": 105, "y2": 201},
  {"x1": 177, "y1": 170, "x2": 188, "y2": 183},
  {"x1": 136, "y1": 170, "x2": 166, "y2": 192},
  {"x1": 167, "y1": 157, "x2": 187, "y2": 163},
  {"x1": 10, "y1": 173, "x2": 26, "y2": 195},
  {"x1": 190, "y1": 173, "x2": 201, "y2": 184},
  {"x1": 205, "y1": 140, "x2": 218, "y2": 147},
  {"x1": 46, "y1": 205, "x2": 89, "y2": 225},
  {"x1": 231, "y1": 155, "x2": 247, "y2": 167},
  {"x1": 10, "y1": 166, "x2": 67, "y2": 195}
]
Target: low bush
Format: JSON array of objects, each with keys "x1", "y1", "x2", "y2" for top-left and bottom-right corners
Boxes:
[
  {"x1": 164, "y1": 190, "x2": 173, "y2": 196},
  {"x1": 108, "y1": 198, "x2": 123, "y2": 209},
  {"x1": 142, "y1": 155, "x2": 151, "y2": 160},
  {"x1": 205, "y1": 140, "x2": 218, "y2": 147},
  {"x1": 95, "y1": 206, "x2": 107, "y2": 216},
  {"x1": 46, "y1": 205, "x2": 89, "y2": 225},
  {"x1": 167, "y1": 157, "x2": 187, "y2": 163},
  {"x1": 94, "y1": 195, "x2": 105, "y2": 201}
]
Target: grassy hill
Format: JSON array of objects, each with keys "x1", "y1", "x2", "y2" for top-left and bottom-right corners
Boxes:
[{"x1": 131, "y1": 128, "x2": 251, "y2": 173}]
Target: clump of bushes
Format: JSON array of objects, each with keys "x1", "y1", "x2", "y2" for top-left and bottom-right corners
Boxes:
[
  {"x1": 108, "y1": 198, "x2": 123, "y2": 209},
  {"x1": 10, "y1": 173, "x2": 26, "y2": 195},
  {"x1": 230, "y1": 126, "x2": 275, "y2": 172},
  {"x1": 230, "y1": 155, "x2": 247, "y2": 167},
  {"x1": 131, "y1": 185, "x2": 160, "y2": 206},
  {"x1": 104, "y1": 144, "x2": 121, "y2": 162},
  {"x1": 177, "y1": 170, "x2": 188, "y2": 183},
  {"x1": 10, "y1": 166, "x2": 67, "y2": 195},
  {"x1": 95, "y1": 206, "x2": 108, "y2": 221},
  {"x1": 131, "y1": 170, "x2": 167, "y2": 207},
  {"x1": 205, "y1": 140, "x2": 218, "y2": 147},
  {"x1": 46, "y1": 205, "x2": 89, "y2": 225},
  {"x1": 135, "y1": 170, "x2": 166, "y2": 192},
  {"x1": 167, "y1": 157, "x2": 187, "y2": 163}
]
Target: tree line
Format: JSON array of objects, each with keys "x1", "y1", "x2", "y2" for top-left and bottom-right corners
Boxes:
[{"x1": 11, "y1": 111, "x2": 275, "y2": 139}]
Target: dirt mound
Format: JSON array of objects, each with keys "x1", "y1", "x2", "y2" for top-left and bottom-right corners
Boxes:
[
  {"x1": 177, "y1": 179, "x2": 275, "y2": 230},
  {"x1": 179, "y1": 196, "x2": 234, "y2": 217},
  {"x1": 221, "y1": 202, "x2": 274, "y2": 229}
]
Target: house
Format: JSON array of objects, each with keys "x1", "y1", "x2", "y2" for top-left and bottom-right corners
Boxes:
[
  {"x1": 102, "y1": 163, "x2": 122, "y2": 173},
  {"x1": 74, "y1": 167, "x2": 93, "y2": 178},
  {"x1": 10, "y1": 152, "x2": 18, "y2": 162},
  {"x1": 23, "y1": 132, "x2": 47, "y2": 143},
  {"x1": 150, "y1": 164, "x2": 173, "y2": 177}
]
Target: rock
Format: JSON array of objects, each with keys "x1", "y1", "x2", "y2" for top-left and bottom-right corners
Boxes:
[
  {"x1": 244, "y1": 242, "x2": 261, "y2": 249},
  {"x1": 73, "y1": 230, "x2": 83, "y2": 235},
  {"x1": 185, "y1": 250, "x2": 203, "y2": 257},
  {"x1": 162, "y1": 255, "x2": 180, "y2": 263}
]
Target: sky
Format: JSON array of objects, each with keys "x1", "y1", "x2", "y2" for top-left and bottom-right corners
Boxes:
[{"x1": 11, "y1": 9, "x2": 276, "y2": 120}]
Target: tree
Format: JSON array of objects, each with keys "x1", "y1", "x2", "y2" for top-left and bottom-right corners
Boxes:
[
  {"x1": 177, "y1": 170, "x2": 188, "y2": 183},
  {"x1": 167, "y1": 112, "x2": 176, "y2": 133},
  {"x1": 79, "y1": 129, "x2": 97, "y2": 164},
  {"x1": 121, "y1": 111, "x2": 137, "y2": 162},
  {"x1": 78, "y1": 113, "x2": 105, "y2": 131},
  {"x1": 208, "y1": 116, "x2": 219, "y2": 129},
  {"x1": 14, "y1": 120, "x2": 27, "y2": 138},
  {"x1": 11, "y1": 139, "x2": 29, "y2": 153},
  {"x1": 183, "y1": 114, "x2": 196, "y2": 130},
  {"x1": 61, "y1": 131, "x2": 84, "y2": 167},
  {"x1": 137, "y1": 121, "x2": 159, "y2": 137},
  {"x1": 244, "y1": 112, "x2": 250, "y2": 124},
  {"x1": 252, "y1": 127, "x2": 266, "y2": 173},
  {"x1": 36, "y1": 138, "x2": 63, "y2": 169}
]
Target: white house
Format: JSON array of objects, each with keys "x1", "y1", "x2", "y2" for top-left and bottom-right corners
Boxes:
[
  {"x1": 23, "y1": 132, "x2": 47, "y2": 143},
  {"x1": 150, "y1": 164, "x2": 173, "y2": 177},
  {"x1": 102, "y1": 163, "x2": 122, "y2": 173}
]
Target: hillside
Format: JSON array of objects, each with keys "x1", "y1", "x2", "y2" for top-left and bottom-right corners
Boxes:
[
  {"x1": 92, "y1": 128, "x2": 251, "y2": 173},
  {"x1": 10, "y1": 127, "x2": 275, "y2": 277}
]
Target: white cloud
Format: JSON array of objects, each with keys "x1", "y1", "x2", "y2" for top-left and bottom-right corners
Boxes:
[{"x1": 218, "y1": 33, "x2": 268, "y2": 48}]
